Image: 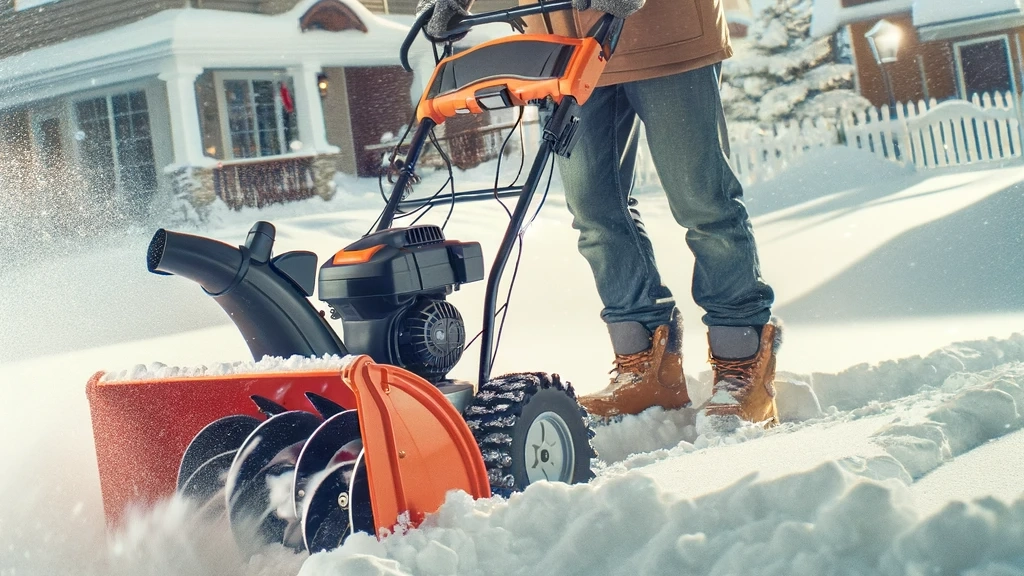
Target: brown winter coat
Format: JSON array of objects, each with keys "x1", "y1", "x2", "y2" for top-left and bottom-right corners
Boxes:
[{"x1": 518, "y1": 0, "x2": 733, "y2": 87}]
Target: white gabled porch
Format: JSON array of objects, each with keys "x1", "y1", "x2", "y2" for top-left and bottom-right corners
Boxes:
[{"x1": 0, "y1": 0, "x2": 426, "y2": 219}]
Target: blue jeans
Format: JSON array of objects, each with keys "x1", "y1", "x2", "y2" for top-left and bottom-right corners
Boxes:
[{"x1": 555, "y1": 63, "x2": 774, "y2": 331}]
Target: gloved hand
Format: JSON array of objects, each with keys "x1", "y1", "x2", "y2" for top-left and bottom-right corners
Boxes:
[
  {"x1": 572, "y1": 0, "x2": 645, "y2": 18},
  {"x1": 416, "y1": 0, "x2": 473, "y2": 40}
]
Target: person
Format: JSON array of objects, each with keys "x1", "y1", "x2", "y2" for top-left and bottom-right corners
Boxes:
[{"x1": 417, "y1": 0, "x2": 782, "y2": 431}]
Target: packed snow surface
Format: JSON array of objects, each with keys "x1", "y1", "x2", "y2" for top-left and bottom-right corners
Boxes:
[{"x1": 2, "y1": 148, "x2": 1024, "y2": 575}]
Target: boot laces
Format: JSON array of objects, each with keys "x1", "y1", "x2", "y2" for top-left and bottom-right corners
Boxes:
[
  {"x1": 710, "y1": 357, "x2": 755, "y2": 393},
  {"x1": 609, "y1": 351, "x2": 651, "y2": 385}
]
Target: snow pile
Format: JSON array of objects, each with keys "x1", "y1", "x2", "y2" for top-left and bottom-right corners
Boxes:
[
  {"x1": 723, "y1": 0, "x2": 870, "y2": 126},
  {"x1": 99, "y1": 354, "x2": 355, "y2": 382},
  {"x1": 291, "y1": 338, "x2": 1024, "y2": 576},
  {"x1": 297, "y1": 463, "x2": 1024, "y2": 576},
  {"x1": 872, "y1": 362, "x2": 1024, "y2": 479},
  {"x1": 808, "y1": 333, "x2": 1024, "y2": 411}
]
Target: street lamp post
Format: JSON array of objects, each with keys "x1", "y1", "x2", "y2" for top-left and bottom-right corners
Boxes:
[{"x1": 865, "y1": 19, "x2": 903, "y2": 114}]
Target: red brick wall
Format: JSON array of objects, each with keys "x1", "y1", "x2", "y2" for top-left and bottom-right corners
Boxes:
[{"x1": 344, "y1": 66, "x2": 416, "y2": 177}]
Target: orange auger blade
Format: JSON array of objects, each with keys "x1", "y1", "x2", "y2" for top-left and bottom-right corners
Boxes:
[{"x1": 340, "y1": 356, "x2": 491, "y2": 536}]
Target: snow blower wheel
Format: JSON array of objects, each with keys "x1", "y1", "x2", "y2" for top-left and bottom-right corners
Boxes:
[
  {"x1": 88, "y1": 0, "x2": 623, "y2": 560},
  {"x1": 463, "y1": 373, "x2": 596, "y2": 493}
]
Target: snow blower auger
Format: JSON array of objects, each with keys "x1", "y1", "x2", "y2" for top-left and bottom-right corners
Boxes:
[{"x1": 86, "y1": 0, "x2": 625, "y2": 557}]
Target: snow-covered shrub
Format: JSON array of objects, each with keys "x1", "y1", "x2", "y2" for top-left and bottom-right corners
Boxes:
[{"x1": 162, "y1": 165, "x2": 213, "y2": 226}]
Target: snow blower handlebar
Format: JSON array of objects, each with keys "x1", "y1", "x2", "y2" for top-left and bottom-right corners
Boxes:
[{"x1": 401, "y1": 1, "x2": 579, "y2": 72}]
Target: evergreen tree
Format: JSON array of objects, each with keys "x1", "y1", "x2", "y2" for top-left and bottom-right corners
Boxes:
[{"x1": 722, "y1": 0, "x2": 870, "y2": 130}]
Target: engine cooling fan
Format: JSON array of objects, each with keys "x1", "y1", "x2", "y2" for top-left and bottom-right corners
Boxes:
[{"x1": 397, "y1": 297, "x2": 466, "y2": 382}]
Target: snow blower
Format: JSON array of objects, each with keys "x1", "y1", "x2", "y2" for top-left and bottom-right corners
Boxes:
[{"x1": 86, "y1": 1, "x2": 624, "y2": 556}]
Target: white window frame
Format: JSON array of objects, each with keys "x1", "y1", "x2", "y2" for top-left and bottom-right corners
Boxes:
[
  {"x1": 213, "y1": 71, "x2": 296, "y2": 161},
  {"x1": 69, "y1": 83, "x2": 158, "y2": 199},
  {"x1": 954, "y1": 34, "x2": 1018, "y2": 100}
]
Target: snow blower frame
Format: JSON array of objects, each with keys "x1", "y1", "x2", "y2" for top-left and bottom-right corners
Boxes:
[{"x1": 86, "y1": 1, "x2": 624, "y2": 557}]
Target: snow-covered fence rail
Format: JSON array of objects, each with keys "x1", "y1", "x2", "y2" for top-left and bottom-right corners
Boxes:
[
  {"x1": 633, "y1": 117, "x2": 839, "y2": 188},
  {"x1": 727, "y1": 118, "x2": 839, "y2": 185},
  {"x1": 843, "y1": 92, "x2": 1024, "y2": 168}
]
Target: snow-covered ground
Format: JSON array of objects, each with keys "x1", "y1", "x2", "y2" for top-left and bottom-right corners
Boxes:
[{"x1": 1, "y1": 147, "x2": 1023, "y2": 575}]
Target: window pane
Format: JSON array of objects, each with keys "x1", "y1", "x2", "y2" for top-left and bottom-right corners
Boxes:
[
  {"x1": 130, "y1": 91, "x2": 147, "y2": 112},
  {"x1": 74, "y1": 97, "x2": 115, "y2": 198},
  {"x1": 225, "y1": 79, "x2": 257, "y2": 158},
  {"x1": 112, "y1": 94, "x2": 129, "y2": 116},
  {"x1": 253, "y1": 80, "x2": 280, "y2": 156}
]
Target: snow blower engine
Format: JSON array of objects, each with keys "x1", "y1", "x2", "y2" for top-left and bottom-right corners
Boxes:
[
  {"x1": 86, "y1": 0, "x2": 625, "y2": 558},
  {"x1": 319, "y1": 225, "x2": 484, "y2": 384}
]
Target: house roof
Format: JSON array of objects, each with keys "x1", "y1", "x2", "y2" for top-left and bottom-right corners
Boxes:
[
  {"x1": 0, "y1": 0, "x2": 428, "y2": 109},
  {"x1": 914, "y1": 0, "x2": 1022, "y2": 27},
  {"x1": 811, "y1": 0, "x2": 1024, "y2": 41},
  {"x1": 914, "y1": 0, "x2": 1024, "y2": 41},
  {"x1": 810, "y1": 0, "x2": 914, "y2": 38}
]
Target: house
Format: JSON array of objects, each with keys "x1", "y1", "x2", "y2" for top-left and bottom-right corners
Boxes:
[
  {"x1": 0, "y1": 0, "x2": 514, "y2": 233},
  {"x1": 812, "y1": 0, "x2": 1024, "y2": 108},
  {"x1": 725, "y1": 0, "x2": 754, "y2": 39}
]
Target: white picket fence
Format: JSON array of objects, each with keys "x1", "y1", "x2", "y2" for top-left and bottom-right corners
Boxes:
[
  {"x1": 843, "y1": 92, "x2": 1024, "y2": 168},
  {"x1": 512, "y1": 90, "x2": 1024, "y2": 192},
  {"x1": 633, "y1": 117, "x2": 839, "y2": 188}
]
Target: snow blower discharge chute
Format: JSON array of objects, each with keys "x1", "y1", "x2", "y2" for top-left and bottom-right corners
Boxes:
[{"x1": 86, "y1": 2, "x2": 625, "y2": 555}]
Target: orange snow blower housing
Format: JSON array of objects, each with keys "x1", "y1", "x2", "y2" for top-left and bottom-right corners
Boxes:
[{"x1": 87, "y1": 0, "x2": 622, "y2": 557}]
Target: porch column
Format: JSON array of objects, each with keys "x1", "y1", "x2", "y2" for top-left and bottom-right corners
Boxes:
[
  {"x1": 158, "y1": 67, "x2": 207, "y2": 166},
  {"x1": 288, "y1": 62, "x2": 336, "y2": 154}
]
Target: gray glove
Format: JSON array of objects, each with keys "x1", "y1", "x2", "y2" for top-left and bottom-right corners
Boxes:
[
  {"x1": 573, "y1": 0, "x2": 645, "y2": 18},
  {"x1": 416, "y1": 0, "x2": 473, "y2": 40}
]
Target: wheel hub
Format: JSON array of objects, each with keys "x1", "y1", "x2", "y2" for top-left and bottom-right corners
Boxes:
[{"x1": 524, "y1": 411, "x2": 575, "y2": 484}]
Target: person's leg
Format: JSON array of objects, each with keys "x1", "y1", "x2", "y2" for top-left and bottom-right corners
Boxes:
[
  {"x1": 624, "y1": 64, "x2": 774, "y2": 328},
  {"x1": 556, "y1": 86, "x2": 689, "y2": 418},
  {"x1": 556, "y1": 85, "x2": 676, "y2": 354},
  {"x1": 625, "y1": 64, "x2": 780, "y2": 430}
]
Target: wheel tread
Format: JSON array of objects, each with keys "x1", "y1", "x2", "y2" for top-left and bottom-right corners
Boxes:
[{"x1": 463, "y1": 372, "x2": 597, "y2": 495}]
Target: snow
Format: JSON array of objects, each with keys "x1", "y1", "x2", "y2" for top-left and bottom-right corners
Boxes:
[
  {"x1": 98, "y1": 354, "x2": 355, "y2": 383},
  {"x1": 810, "y1": 0, "x2": 914, "y2": 38},
  {"x1": 914, "y1": 0, "x2": 1023, "y2": 28},
  {"x1": 2, "y1": 145, "x2": 1024, "y2": 575},
  {"x1": 723, "y1": 0, "x2": 871, "y2": 126}
]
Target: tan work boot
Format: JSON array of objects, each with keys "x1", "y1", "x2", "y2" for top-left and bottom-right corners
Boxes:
[
  {"x1": 578, "y1": 309, "x2": 691, "y2": 418},
  {"x1": 698, "y1": 319, "x2": 783, "y2": 433}
]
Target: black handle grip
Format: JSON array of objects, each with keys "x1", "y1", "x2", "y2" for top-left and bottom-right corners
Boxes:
[{"x1": 401, "y1": 6, "x2": 436, "y2": 72}]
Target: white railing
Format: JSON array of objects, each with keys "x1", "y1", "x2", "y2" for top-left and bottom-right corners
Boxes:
[
  {"x1": 407, "y1": 90, "x2": 1024, "y2": 195},
  {"x1": 634, "y1": 117, "x2": 839, "y2": 188},
  {"x1": 843, "y1": 92, "x2": 1024, "y2": 168}
]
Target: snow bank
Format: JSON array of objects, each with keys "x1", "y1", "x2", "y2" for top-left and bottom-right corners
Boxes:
[
  {"x1": 873, "y1": 363, "x2": 1024, "y2": 479},
  {"x1": 809, "y1": 333, "x2": 1024, "y2": 412},
  {"x1": 297, "y1": 462, "x2": 1024, "y2": 576},
  {"x1": 292, "y1": 340, "x2": 1024, "y2": 576},
  {"x1": 99, "y1": 354, "x2": 355, "y2": 382}
]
